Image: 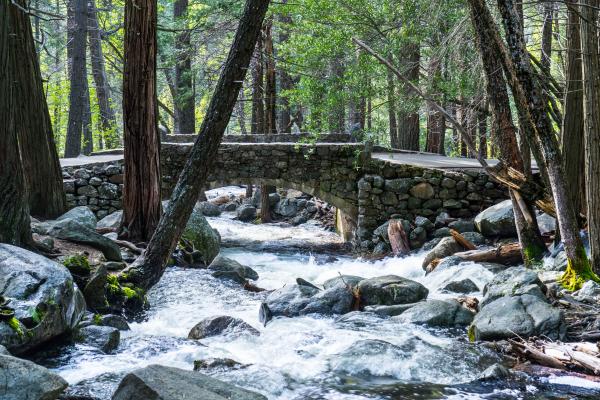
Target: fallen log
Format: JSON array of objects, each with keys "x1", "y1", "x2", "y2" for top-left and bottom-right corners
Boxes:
[
  {"x1": 388, "y1": 220, "x2": 410, "y2": 256},
  {"x1": 450, "y1": 229, "x2": 477, "y2": 250},
  {"x1": 452, "y1": 242, "x2": 522, "y2": 265},
  {"x1": 114, "y1": 239, "x2": 143, "y2": 255}
]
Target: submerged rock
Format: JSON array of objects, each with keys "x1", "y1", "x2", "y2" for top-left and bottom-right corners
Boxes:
[
  {"x1": 208, "y1": 255, "x2": 258, "y2": 284},
  {"x1": 259, "y1": 283, "x2": 354, "y2": 324},
  {"x1": 76, "y1": 325, "x2": 120, "y2": 353},
  {"x1": 322, "y1": 275, "x2": 364, "y2": 290},
  {"x1": 392, "y1": 299, "x2": 474, "y2": 327},
  {"x1": 112, "y1": 364, "x2": 267, "y2": 400},
  {"x1": 474, "y1": 200, "x2": 516, "y2": 238},
  {"x1": 188, "y1": 315, "x2": 259, "y2": 339},
  {"x1": 441, "y1": 278, "x2": 480, "y2": 294},
  {"x1": 193, "y1": 358, "x2": 246, "y2": 371},
  {"x1": 357, "y1": 275, "x2": 428, "y2": 306},
  {"x1": 0, "y1": 244, "x2": 86, "y2": 355},
  {"x1": 0, "y1": 354, "x2": 68, "y2": 400},
  {"x1": 363, "y1": 303, "x2": 418, "y2": 317},
  {"x1": 421, "y1": 237, "x2": 464, "y2": 270}
]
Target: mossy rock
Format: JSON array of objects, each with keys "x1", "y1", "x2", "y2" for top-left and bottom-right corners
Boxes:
[{"x1": 62, "y1": 254, "x2": 91, "y2": 276}]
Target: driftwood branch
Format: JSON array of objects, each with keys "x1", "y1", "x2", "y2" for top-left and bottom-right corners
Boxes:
[{"x1": 388, "y1": 220, "x2": 410, "y2": 256}]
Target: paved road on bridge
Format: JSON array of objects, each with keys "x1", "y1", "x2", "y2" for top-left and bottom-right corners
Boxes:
[{"x1": 60, "y1": 147, "x2": 505, "y2": 171}]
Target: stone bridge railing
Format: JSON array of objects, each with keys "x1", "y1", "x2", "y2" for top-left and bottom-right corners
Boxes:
[{"x1": 162, "y1": 133, "x2": 356, "y2": 144}]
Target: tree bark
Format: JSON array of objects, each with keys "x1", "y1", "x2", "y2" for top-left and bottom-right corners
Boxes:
[
  {"x1": 261, "y1": 18, "x2": 277, "y2": 222},
  {"x1": 11, "y1": 0, "x2": 66, "y2": 219},
  {"x1": 495, "y1": 0, "x2": 595, "y2": 287},
  {"x1": 121, "y1": 0, "x2": 162, "y2": 243},
  {"x1": 121, "y1": 0, "x2": 271, "y2": 290},
  {"x1": 277, "y1": 2, "x2": 293, "y2": 133},
  {"x1": 397, "y1": 43, "x2": 420, "y2": 151},
  {"x1": 561, "y1": 1, "x2": 585, "y2": 218},
  {"x1": 540, "y1": 1, "x2": 554, "y2": 72},
  {"x1": 580, "y1": 0, "x2": 600, "y2": 273},
  {"x1": 1, "y1": 1, "x2": 32, "y2": 246},
  {"x1": 478, "y1": 102, "x2": 488, "y2": 158},
  {"x1": 387, "y1": 69, "x2": 398, "y2": 147},
  {"x1": 250, "y1": 38, "x2": 264, "y2": 134},
  {"x1": 173, "y1": 0, "x2": 195, "y2": 135},
  {"x1": 328, "y1": 56, "x2": 345, "y2": 133},
  {"x1": 82, "y1": 78, "x2": 93, "y2": 155},
  {"x1": 88, "y1": 0, "x2": 118, "y2": 148},
  {"x1": 65, "y1": 0, "x2": 89, "y2": 157}
]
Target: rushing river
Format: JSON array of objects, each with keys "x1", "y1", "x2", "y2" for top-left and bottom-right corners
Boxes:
[{"x1": 34, "y1": 191, "x2": 600, "y2": 399}]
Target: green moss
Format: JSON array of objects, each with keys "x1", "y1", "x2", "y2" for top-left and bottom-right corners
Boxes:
[
  {"x1": 523, "y1": 244, "x2": 546, "y2": 267},
  {"x1": 559, "y1": 246, "x2": 600, "y2": 291},
  {"x1": 7, "y1": 317, "x2": 24, "y2": 338},
  {"x1": 121, "y1": 287, "x2": 136, "y2": 299},
  {"x1": 63, "y1": 254, "x2": 91, "y2": 276},
  {"x1": 106, "y1": 275, "x2": 118, "y2": 286},
  {"x1": 467, "y1": 324, "x2": 476, "y2": 342},
  {"x1": 29, "y1": 305, "x2": 46, "y2": 325},
  {"x1": 93, "y1": 314, "x2": 102, "y2": 325}
]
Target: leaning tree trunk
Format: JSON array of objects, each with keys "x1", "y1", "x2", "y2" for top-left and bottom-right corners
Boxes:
[
  {"x1": 173, "y1": 0, "x2": 195, "y2": 135},
  {"x1": 261, "y1": 19, "x2": 277, "y2": 223},
  {"x1": 561, "y1": 0, "x2": 585, "y2": 218},
  {"x1": 121, "y1": 0, "x2": 271, "y2": 290},
  {"x1": 580, "y1": 0, "x2": 600, "y2": 273},
  {"x1": 121, "y1": 0, "x2": 162, "y2": 243},
  {"x1": 495, "y1": 0, "x2": 596, "y2": 288},
  {"x1": 1, "y1": 1, "x2": 32, "y2": 246},
  {"x1": 12, "y1": 0, "x2": 66, "y2": 219},
  {"x1": 88, "y1": 0, "x2": 118, "y2": 148},
  {"x1": 467, "y1": 0, "x2": 547, "y2": 265},
  {"x1": 65, "y1": 0, "x2": 88, "y2": 157}
]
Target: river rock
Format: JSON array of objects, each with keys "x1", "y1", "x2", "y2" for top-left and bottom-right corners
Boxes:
[
  {"x1": 182, "y1": 205, "x2": 220, "y2": 266},
  {"x1": 481, "y1": 267, "x2": 546, "y2": 307},
  {"x1": 98, "y1": 314, "x2": 130, "y2": 331},
  {"x1": 194, "y1": 358, "x2": 246, "y2": 371},
  {"x1": 0, "y1": 244, "x2": 86, "y2": 354},
  {"x1": 197, "y1": 201, "x2": 221, "y2": 217},
  {"x1": 76, "y1": 325, "x2": 120, "y2": 353},
  {"x1": 357, "y1": 275, "x2": 428, "y2": 306},
  {"x1": 364, "y1": 303, "x2": 421, "y2": 317},
  {"x1": 0, "y1": 354, "x2": 68, "y2": 400},
  {"x1": 448, "y1": 219, "x2": 475, "y2": 233},
  {"x1": 0, "y1": 345, "x2": 8, "y2": 355},
  {"x1": 237, "y1": 204, "x2": 257, "y2": 221},
  {"x1": 49, "y1": 219, "x2": 122, "y2": 261},
  {"x1": 208, "y1": 255, "x2": 258, "y2": 283},
  {"x1": 474, "y1": 200, "x2": 517, "y2": 237},
  {"x1": 97, "y1": 210, "x2": 122, "y2": 229},
  {"x1": 477, "y1": 363, "x2": 511, "y2": 381},
  {"x1": 392, "y1": 299, "x2": 474, "y2": 327},
  {"x1": 57, "y1": 206, "x2": 98, "y2": 229},
  {"x1": 259, "y1": 283, "x2": 354, "y2": 324},
  {"x1": 221, "y1": 202, "x2": 238, "y2": 212},
  {"x1": 470, "y1": 294, "x2": 565, "y2": 341},
  {"x1": 323, "y1": 275, "x2": 364, "y2": 289},
  {"x1": 275, "y1": 198, "x2": 299, "y2": 217},
  {"x1": 83, "y1": 264, "x2": 108, "y2": 311},
  {"x1": 536, "y1": 212, "x2": 556, "y2": 235},
  {"x1": 441, "y1": 278, "x2": 480, "y2": 294},
  {"x1": 112, "y1": 364, "x2": 267, "y2": 400},
  {"x1": 573, "y1": 280, "x2": 600, "y2": 304},
  {"x1": 421, "y1": 237, "x2": 464, "y2": 270},
  {"x1": 461, "y1": 231, "x2": 486, "y2": 245},
  {"x1": 188, "y1": 315, "x2": 259, "y2": 339}
]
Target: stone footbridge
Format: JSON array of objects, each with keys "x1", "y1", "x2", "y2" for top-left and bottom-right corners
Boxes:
[{"x1": 62, "y1": 134, "x2": 508, "y2": 245}]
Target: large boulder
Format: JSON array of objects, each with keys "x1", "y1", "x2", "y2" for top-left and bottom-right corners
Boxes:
[
  {"x1": 0, "y1": 244, "x2": 86, "y2": 354},
  {"x1": 97, "y1": 210, "x2": 123, "y2": 230},
  {"x1": 474, "y1": 200, "x2": 517, "y2": 238},
  {"x1": 236, "y1": 204, "x2": 257, "y2": 222},
  {"x1": 481, "y1": 267, "x2": 546, "y2": 307},
  {"x1": 197, "y1": 201, "x2": 221, "y2": 217},
  {"x1": 181, "y1": 205, "x2": 220, "y2": 266},
  {"x1": 421, "y1": 237, "x2": 464, "y2": 270},
  {"x1": 470, "y1": 294, "x2": 565, "y2": 341},
  {"x1": 56, "y1": 206, "x2": 97, "y2": 229},
  {"x1": 208, "y1": 256, "x2": 258, "y2": 284},
  {"x1": 357, "y1": 275, "x2": 428, "y2": 306},
  {"x1": 392, "y1": 299, "x2": 474, "y2": 327},
  {"x1": 259, "y1": 283, "x2": 354, "y2": 324},
  {"x1": 0, "y1": 354, "x2": 68, "y2": 400},
  {"x1": 441, "y1": 278, "x2": 480, "y2": 294},
  {"x1": 188, "y1": 315, "x2": 259, "y2": 339},
  {"x1": 275, "y1": 198, "x2": 299, "y2": 217},
  {"x1": 573, "y1": 280, "x2": 600, "y2": 304},
  {"x1": 323, "y1": 275, "x2": 364, "y2": 290},
  {"x1": 112, "y1": 364, "x2": 267, "y2": 400}
]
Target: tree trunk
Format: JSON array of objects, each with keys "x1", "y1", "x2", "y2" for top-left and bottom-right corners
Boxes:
[
  {"x1": 397, "y1": 43, "x2": 420, "y2": 151},
  {"x1": 328, "y1": 57, "x2": 345, "y2": 133},
  {"x1": 540, "y1": 1, "x2": 554, "y2": 72},
  {"x1": 236, "y1": 90, "x2": 248, "y2": 134},
  {"x1": 12, "y1": 0, "x2": 66, "y2": 219},
  {"x1": 82, "y1": 78, "x2": 93, "y2": 155},
  {"x1": 65, "y1": 0, "x2": 88, "y2": 157},
  {"x1": 478, "y1": 103, "x2": 488, "y2": 158},
  {"x1": 88, "y1": 0, "x2": 118, "y2": 148},
  {"x1": 277, "y1": 2, "x2": 293, "y2": 133},
  {"x1": 250, "y1": 39, "x2": 264, "y2": 134},
  {"x1": 495, "y1": 0, "x2": 596, "y2": 288},
  {"x1": 173, "y1": 0, "x2": 195, "y2": 135},
  {"x1": 121, "y1": 0, "x2": 162, "y2": 243},
  {"x1": 387, "y1": 69, "x2": 398, "y2": 147},
  {"x1": 0, "y1": 1, "x2": 32, "y2": 246},
  {"x1": 561, "y1": 1, "x2": 585, "y2": 218},
  {"x1": 121, "y1": 0, "x2": 271, "y2": 290},
  {"x1": 580, "y1": 0, "x2": 600, "y2": 273},
  {"x1": 467, "y1": 0, "x2": 546, "y2": 265},
  {"x1": 261, "y1": 19, "x2": 276, "y2": 222}
]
